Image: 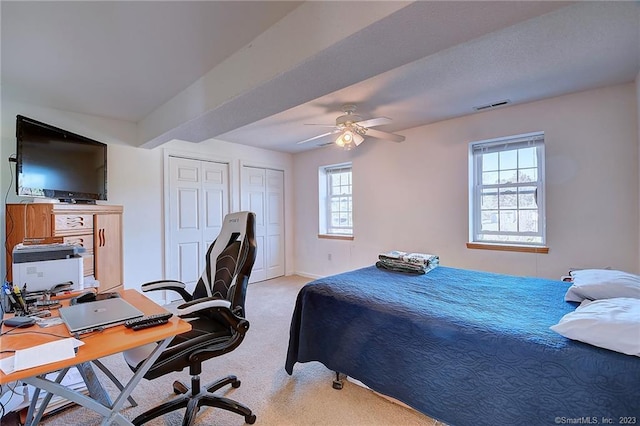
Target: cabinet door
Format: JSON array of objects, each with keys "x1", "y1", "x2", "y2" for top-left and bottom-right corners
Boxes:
[
  {"x1": 5, "y1": 204, "x2": 53, "y2": 282},
  {"x1": 94, "y1": 213, "x2": 123, "y2": 292}
]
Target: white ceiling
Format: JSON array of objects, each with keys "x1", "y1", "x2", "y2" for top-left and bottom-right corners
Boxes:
[
  {"x1": 1, "y1": 1, "x2": 301, "y2": 121},
  {"x1": 2, "y1": 1, "x2": 639, "y2": 154}
]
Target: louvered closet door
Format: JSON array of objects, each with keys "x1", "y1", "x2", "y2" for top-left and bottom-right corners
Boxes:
[
  {"x1": 169, "y1": 157, "x2": 229, "y2": 296},
  {"x1": 241, "y1": 166, "x2": 285, "y2": 283}
]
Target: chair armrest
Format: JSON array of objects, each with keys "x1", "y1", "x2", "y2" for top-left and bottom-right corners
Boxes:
[
  {"x1": 176, "y1": 297, "x2": 247, "y2": 333},
  {"x1": 140, "y1": 280, "x2": 192, "y2": 302},
  {"x1": 176, "y1": 297, "x2": 231, "y2": 315},
  {"x1": 180, "y1": 296, "x2": 251, "y2": 362}
]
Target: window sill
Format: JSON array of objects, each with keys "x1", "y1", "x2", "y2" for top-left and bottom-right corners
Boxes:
[
  {"x1": 318, "y1": 234, "x2": 354, "y2": 241},
  {"x1": 466, "y1": 242, "x2": 549, "y2": 254}
]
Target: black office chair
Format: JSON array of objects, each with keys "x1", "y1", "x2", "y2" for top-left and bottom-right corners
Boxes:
[{"x1": 123, "y1": 211, "x2": 257, "y2": 426}]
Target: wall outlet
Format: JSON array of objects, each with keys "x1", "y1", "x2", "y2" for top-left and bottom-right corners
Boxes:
[{"x1": 327, "y1": 253, "x2": 332, "y2": 261}]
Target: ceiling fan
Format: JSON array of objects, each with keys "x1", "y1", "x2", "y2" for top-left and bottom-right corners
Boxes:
[{"x1": 296, "y1": 104, "x2": 405, "y2": 150}]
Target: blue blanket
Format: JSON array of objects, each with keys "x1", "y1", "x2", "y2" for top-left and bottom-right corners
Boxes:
[{"x1": 285, "y1": 266, "x2": 640, "y2": 425}]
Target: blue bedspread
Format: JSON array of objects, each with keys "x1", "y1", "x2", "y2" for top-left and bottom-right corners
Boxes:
[{"x1": 285, "y1": 266, "x2": 640, "y2": 425}]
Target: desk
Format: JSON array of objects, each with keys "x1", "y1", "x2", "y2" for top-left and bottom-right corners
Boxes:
[{"x1": 0, "y1": 289, "x2": 191, "y2": 425}]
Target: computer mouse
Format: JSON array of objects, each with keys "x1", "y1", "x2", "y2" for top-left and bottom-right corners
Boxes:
[
  {"x1": 4, "y1": 316, "x2": 36, "y2": 328},
  {"x1": 71, "y1": 291, "x2": 97, "y2": 305}
]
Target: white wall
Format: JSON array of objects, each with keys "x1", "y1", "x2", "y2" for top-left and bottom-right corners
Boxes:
[
  {"x1": 1, "y1": 101, "x2": 294, "y2": 291},
  {"x1": 636, "y1": 71, "x2": 640, "y2": 272},
  {"x1": 1, "y1": 102, "x2": 137, "y2": 283},
  {"x1": 293, "y1": 83, "x2": 639, "y2": 280},
  {"x1": 3, "y1": 83, "x2": 638, "y2": 286},
  {"x1": 108, "y1": 139, "x2": 294, "y2": 296}
]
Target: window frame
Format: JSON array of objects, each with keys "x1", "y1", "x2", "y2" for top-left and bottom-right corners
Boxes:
[
  {"x1": 318, "y1": 162, "x2": 353, "y2": 238},
  {"x1": 468, "y1": 132, "x2": 546, "y2": 249}
]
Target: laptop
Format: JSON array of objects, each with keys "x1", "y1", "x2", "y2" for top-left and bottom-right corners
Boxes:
[{"x1": 59, "y1": 297, "x2": 144, "y2": 334}]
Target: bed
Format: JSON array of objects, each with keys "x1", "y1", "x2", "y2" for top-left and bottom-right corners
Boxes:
[{"x1": 285, "y1": 266, "x2": 640, "y2": 425}]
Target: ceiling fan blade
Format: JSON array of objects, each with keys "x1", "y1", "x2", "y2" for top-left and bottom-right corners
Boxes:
[
  {"x1": 304, "y1": 123, "x2": 337, "y2": 127},
  {"x1": 356, "y1": 117, "x2": 392, "y2": 128},
  {"x1": 365, "y1": 128, "x2": 405, "y2": 143},
  {"x1": 296, "y1": 130, "x2": 339, "y2": 145}
]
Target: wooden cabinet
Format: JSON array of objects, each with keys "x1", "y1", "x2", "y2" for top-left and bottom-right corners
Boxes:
[
  {"x1": 5, "y1": 203, "x2": 123, "y2": 293},
  {"x1": 94, "y1": 213, "x2": 122, "y2": 293}
]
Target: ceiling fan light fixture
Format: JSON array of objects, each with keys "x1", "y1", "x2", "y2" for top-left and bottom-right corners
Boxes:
[
  {"x1": 335, "y1": 130, "x2": 352, "y2": 147},
  {"x1": 335, "y1": 129, "x2": 363, "y2": 150},
  {"x1": 353, "y1": 132, "x2": 364, "y2": 146}
]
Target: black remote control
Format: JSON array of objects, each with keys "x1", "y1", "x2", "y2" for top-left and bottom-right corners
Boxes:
[
  {"x1": 124, "y1": 312, "x2": 173, "y2": 328},
  {"x1": 131, "y1": 319, "x2": 170, "y2": 331}
]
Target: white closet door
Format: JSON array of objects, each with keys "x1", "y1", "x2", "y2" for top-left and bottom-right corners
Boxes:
[
  {"x1": 169, "y1": 157, "x2": 229, "y2": 295},
  {"x1": 241, "y1": 167, "x2": 267, "y2": 282},
  {"x1": 266, "y1": 169, "x2": 285, "y2": 279},
  {"x1": 202, "y1": 161, "x2": 229, "y2": 249},
  {"x1": 241, "y1": 166, "x2": 284, "y2": 283}
]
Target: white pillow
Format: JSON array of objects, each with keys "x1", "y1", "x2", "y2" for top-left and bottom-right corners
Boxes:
[
  {"x1": 564, "y1": 269, "x2": 640, "y2": 302},
  {"x1": 550, "y1": 298, "x2": 640, "y2": 357}
]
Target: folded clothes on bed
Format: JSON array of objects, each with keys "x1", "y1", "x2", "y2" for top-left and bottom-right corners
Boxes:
[
  {"x1": 376, "y1": 251, "x2": 439, "y2": 274},
  {"x1": 376, "y1": 260, "x2": 427, "y2": 274}
]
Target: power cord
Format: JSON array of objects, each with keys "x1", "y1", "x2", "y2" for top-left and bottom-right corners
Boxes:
[
  {"x1": 0, "y1": 247, "x2": 22, "y2": 420},
  {"x1": 0, "y1": 383, "x2": 4, "y2": 419},
  {"x1": 4, "y1": 154, "x2": 16, "y2": 285},
  {"x1": 0, "y1": 328, "x2": 69, "y2": 338},
  {"x1": 0, "y1": 381, "x2": 23, "y2": 420}
]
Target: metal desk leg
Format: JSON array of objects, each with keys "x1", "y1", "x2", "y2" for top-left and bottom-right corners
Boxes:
[
  {"x1": 23, "y1": 368, "x2": 70, "y2": 426},
  {"x1": 21, "y1": 337, "x2": 172, "y2": 426},
  {"x1": 92, "y1": 359, "x2": 137, "y2": 407},
  {"x1": 102, "y1": 338, "x2": 172, "y2": 426},
  {"x1": 78, "y1": 362, "x2": 112, "y2": 407}
]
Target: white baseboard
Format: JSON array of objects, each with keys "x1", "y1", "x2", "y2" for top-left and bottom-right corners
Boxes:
[{"x1": 292, "y1": 271, "x2": 324, "y2": 280}]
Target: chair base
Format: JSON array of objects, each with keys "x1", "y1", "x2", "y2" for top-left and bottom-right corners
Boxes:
[{"x1": 132, "y1": 374, "x2": 255, "y2": 426}]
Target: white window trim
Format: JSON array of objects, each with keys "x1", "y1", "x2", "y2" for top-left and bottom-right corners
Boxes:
[
  {"x1": 319, "y1": 162, "x2": 353, "y2": 237},
  {"x1": 468, "y1": 132, "x2": 546, "y2": 249}
]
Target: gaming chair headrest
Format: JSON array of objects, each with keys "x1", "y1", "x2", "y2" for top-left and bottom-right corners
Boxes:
[{"x1": 207, "y1": 211, "x2": 256, "y2": 269}]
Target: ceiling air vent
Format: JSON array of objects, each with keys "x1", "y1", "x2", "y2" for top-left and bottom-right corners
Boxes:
[{"x1": 473, "y1": 100, "x2": 511, "y2": 111}]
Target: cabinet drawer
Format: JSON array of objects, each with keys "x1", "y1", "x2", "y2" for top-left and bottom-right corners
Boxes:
[
  {"x1": 62, "y1": 234, "x2": 94, "y2": 254},
  {"x1": 83, "y1": 254, "x2": 94, "y2": 277},
  {"x1": 54, "y1": 215, "x2": 94, "y2": 235}
]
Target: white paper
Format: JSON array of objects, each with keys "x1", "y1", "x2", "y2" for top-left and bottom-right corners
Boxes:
[
  {"x1": 1, "y1": 338, "x2": 85, "y2": 373},
  {"x1": 0, "y1": 356, "x2": 15, "y2": 374}
]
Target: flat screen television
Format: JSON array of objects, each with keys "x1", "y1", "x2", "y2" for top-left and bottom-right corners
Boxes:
[{"x1": 16, "y1": 115, "x2": 107, "y2": 203}]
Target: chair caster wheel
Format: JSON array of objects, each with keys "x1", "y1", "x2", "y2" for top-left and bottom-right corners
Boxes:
[
  {"x1": 245, "y1": 414, "x2": 256, "y2": 424},
  {"x1": 232, "y1": 379, "x2": 241, "y2": 388},
  {"x1": 173, "y1": 381, "x2": 189, "y2": 395},
  {"x1": 332, "y1": 380, "x2": 343, "y2": 390}
]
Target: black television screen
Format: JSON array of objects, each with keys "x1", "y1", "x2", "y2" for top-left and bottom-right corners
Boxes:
[{"x1": 16, "y1": 115, "x2": 107, "y2": 202}]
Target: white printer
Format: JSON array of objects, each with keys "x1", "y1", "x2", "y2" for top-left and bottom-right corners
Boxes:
[{"x1": 12, "y1": 243, "x2": 85, "y2": 293}]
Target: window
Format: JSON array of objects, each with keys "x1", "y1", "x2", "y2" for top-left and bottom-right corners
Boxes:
[
  {"x1": 319, "y1": 163, "x2": 353, "y2": 237},
  {"x1": 469, "y1": 132, "x2": 545, "y2": 248}
]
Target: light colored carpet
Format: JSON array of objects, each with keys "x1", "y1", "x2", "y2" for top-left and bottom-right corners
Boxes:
[{"x1": 39, "y1": 275, "x2": 438, "y2": 425}]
